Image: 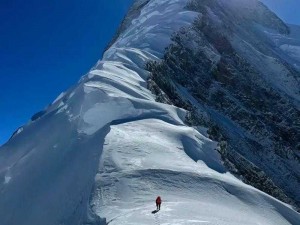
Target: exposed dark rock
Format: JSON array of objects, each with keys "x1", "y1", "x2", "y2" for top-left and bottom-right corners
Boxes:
[{"x1": 146, "y1": 0, "x2": 300, "y2": 211}]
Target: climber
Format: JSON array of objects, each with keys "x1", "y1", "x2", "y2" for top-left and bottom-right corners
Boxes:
[{"x1": 156, "y1": 196, "x2": 162, "y2": 210}]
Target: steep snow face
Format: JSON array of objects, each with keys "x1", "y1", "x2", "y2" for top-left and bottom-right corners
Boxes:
[
  {"x1": 104, "y1": 0, "x2": 198, "y2": 58},
  {"x1": 0, "y1": 1, "x2": 300, "y2": 225}
]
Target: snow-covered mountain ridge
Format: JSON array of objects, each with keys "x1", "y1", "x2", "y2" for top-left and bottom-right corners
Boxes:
[{"x1": 0, "y1": 0, "x2": 299, "y2": 225}]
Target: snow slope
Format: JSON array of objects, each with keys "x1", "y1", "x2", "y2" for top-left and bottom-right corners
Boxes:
[
  {"x1": 92, "y1": 119, "x2": 299, "y2": 225},
  {"x1": 0, "y1": 0, "x2": 299, "y2": 224}
]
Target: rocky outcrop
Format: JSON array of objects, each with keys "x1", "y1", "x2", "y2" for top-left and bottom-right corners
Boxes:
[{"x1": 147, "y1": 0, "x2": 300, "y2": 210}]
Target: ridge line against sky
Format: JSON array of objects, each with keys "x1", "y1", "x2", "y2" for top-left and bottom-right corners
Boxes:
[
  {"x1": 261, "y1": 0, "x2": 300, "y2": 25},
  {"x1": 0, "y1": 0, "x2": 299, "y2": 145}
]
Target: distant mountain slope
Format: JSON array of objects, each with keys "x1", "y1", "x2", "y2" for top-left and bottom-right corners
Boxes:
[
  {"x1": 262, "y1": 24, "x2": 300, "y2": 70},
  {"x1": 0, "y1": 0, "x2": 299, "y2": 225}
]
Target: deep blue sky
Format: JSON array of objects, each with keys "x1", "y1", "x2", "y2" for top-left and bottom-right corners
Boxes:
[
  {"x1": 0, "y1": 0, "x2": 298, "y2": 145},
  {"x1": 0, "y1": 0, "x2": 133, "y2": 145}
]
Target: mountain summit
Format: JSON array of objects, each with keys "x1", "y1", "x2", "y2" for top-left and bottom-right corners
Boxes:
[{"x1": 0, "y1": 0, "x2": 299, "y2": 224}]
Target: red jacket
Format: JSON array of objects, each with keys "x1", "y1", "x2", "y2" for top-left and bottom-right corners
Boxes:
[{"x1": 156, "y1": 196, "x2": 162, "y2": 204}]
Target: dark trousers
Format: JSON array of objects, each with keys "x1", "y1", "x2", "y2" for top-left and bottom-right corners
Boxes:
[{"x1": 156, "y1": 203, "x2": 161, "y2": 210}]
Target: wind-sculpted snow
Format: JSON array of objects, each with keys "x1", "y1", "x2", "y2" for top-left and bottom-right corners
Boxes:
[
  {"x1": 0, "y1": 0, "x2": 299, "y2": 225},
  {"x1": 105, "y1": 0, "x2": 198, "y2": 58},
  {"x1": 91, "y1": 119, "x2": 299, "y2": 225}
]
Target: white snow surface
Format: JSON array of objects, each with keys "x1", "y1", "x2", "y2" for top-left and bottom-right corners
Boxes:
[{"x1": 0, "y1": 0, "x2": 299, "y2": 225}]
